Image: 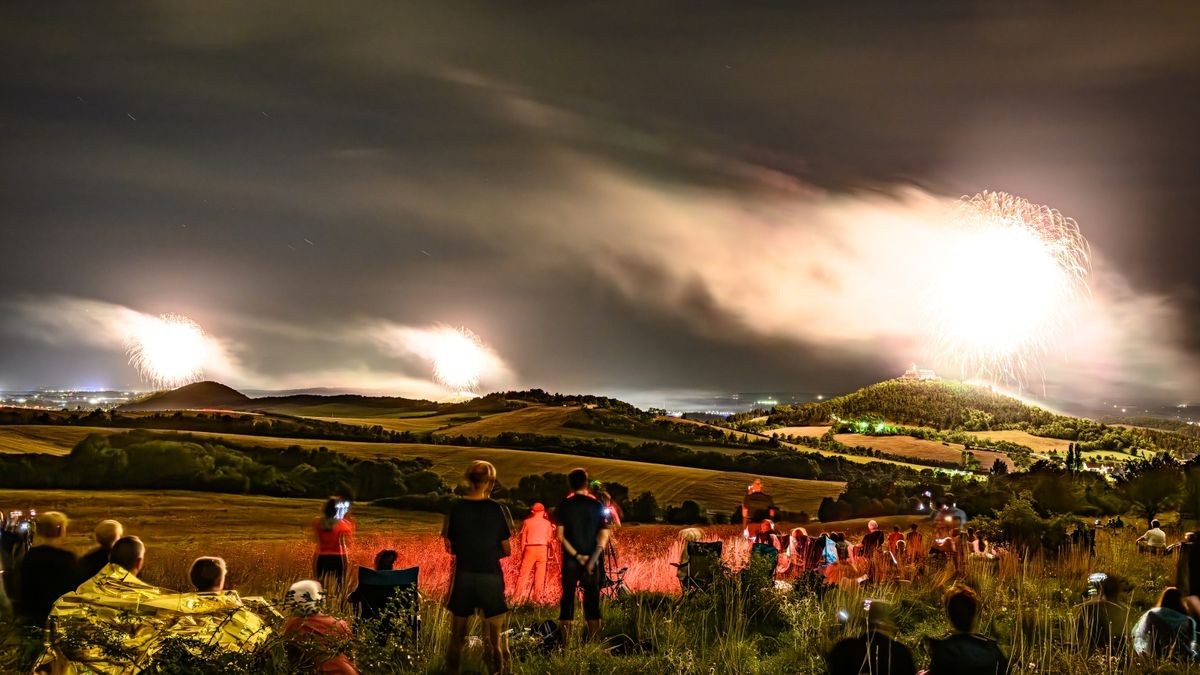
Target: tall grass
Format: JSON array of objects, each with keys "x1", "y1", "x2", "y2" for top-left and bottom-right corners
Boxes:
[{"x1": 5, "y1": 525, "x2": 1193, "y2": 673}]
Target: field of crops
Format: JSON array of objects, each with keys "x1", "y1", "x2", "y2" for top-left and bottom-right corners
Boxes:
[
  {"x1": 971, "y1": 429, "x2": 1071, "y2": 455},
  {"x1": 834, "y1": 433, "x2": 1013, "y2": 469},
  {"x1": 0, "y1": 425, "x2": 109, "y2": 455}
]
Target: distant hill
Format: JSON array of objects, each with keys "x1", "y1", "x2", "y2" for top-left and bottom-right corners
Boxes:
[
  {"x1": 117, "y1": 382, "x2": 641, "y2": 418},
  {"x1": 120, "y1": 381, "x2": 251, "y2": 411},
  {"x1": 765, "y1": 379, "x2": 1058, "y2": 430}
]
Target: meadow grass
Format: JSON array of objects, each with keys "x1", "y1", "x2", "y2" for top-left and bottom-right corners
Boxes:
[{"x1": 3, "y1": 496, "x2": 1190, "y2": 673}]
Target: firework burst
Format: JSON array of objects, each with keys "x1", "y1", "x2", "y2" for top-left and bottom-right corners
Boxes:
[
  {"x1": 429, "y1": 326, "x2": 487, "y2": 394},
  {"x1": 926, "y1": 190, "x2": 1092, "y2": 387},
  {"x1": 126, "y1": 313, "x2": 209, "y2": 390}
]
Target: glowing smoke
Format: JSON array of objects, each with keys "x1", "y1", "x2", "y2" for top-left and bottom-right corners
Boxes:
[{"x1": 125, "y1": 313, "x2": 211, "y2": 390}]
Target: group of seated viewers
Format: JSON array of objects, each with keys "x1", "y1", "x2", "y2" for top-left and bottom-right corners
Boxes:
[{"x1": 2, "y1": 510, "x2": 377, "y2": 674}]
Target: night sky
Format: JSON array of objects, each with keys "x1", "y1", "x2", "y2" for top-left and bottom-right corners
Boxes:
[{"x1": 2, "y1": 3, "x2": 1198, "y2": 406}]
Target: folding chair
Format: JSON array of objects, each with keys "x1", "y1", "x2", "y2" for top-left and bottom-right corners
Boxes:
[
  {"x1": 349, "y1": 566, "x2": 420, "y2": 642},
  {"x1": 674, "y1": 541, "x2": 724, "y2": 596}
]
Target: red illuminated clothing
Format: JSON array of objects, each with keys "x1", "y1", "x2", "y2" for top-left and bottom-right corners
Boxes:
[
  {"x1": 283, "y1": 613, "x2": 358, "y2": 674},
  {"x1": 521, "y1": 514, "x2": 555, "y2": 547},
  {"x1": 887, "y1": 532, "x2": 904, "y2": 551},
  {"x1": 312, "y1": 518, "x2": 354, "y2": 556}
]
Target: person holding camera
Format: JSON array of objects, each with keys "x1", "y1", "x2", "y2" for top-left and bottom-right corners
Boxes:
[
  {"x1": 312, "y1": 497, "x2": 354, "y2": 591},
  {"x1": 827, "y1": 599, "x2": 917, "y2": 675},
  {"x1": 1074, "y1": 572, "x2": 1131, "y2": 654},
  {"x1": 555, "y1": 468, "x2": 611, "y2": 646}
]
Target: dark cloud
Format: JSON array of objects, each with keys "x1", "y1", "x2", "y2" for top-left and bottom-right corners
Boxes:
[{"x1": 1, "y1": 2, "x2": 1198, "y2": 406}]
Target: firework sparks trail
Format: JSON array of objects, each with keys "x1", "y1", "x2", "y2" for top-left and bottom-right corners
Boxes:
[
  {"x1": 126, "y1": 313, "x2": 209, "y2": 390},
  {"x1": 926, "y1": 190, "x2": 1092, "y2": 387}
]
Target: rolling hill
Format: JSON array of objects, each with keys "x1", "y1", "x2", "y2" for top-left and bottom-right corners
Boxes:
[{"x1": 0, "y1": 425, "x2": 840, "y2": 513}]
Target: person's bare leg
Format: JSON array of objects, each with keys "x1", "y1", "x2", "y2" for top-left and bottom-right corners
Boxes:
[
  {"x1": 585, "y1": 619, "x2": 601, "y2": 642},
  {"x1": 445, "y1": 615, "x2": 470, "y2": 675},
  {"x1": 484, "y1": 614, "x2": 511, "y2": 675}
]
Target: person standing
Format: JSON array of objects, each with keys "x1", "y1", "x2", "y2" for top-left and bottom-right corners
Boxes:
[
  {"x1": 741, "y1": 479, "x2": 777, "y2": 530},
  {"x1": 15, "y1": 511, "x2": 77, "y2": 629},
  {"x1": 442, "y1": 460, "x2": 514, "y2": 675},
  {"x1": 78, "y1": 519, "x2": 123, "y2": 583},
  {"x1": 312, "y1": 497, "x2": 354, "y2": 591},
  {"x1": 514, "y1": 503, "x2": 555, "y2": 604},
  {"x1": 556, "y1": 468, "x2": 611, "y2": 645}
]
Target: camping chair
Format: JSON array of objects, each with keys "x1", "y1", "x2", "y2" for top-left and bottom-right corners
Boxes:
[
  {"x1": 349, "y1": 566, "x2": 420, "y2": 643},
  {"x1": 674, "y1": 541, "x2": 724, "y2": 596}
]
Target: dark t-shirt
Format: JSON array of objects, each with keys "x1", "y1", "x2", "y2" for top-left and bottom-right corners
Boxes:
[
  {"x1": 444, "y1": 499, "x2": 512, "y2": 575},
  {"x1": 927, "y1": 633, "x2": 1009, "y2": 674},
  {"x1": 862, "y1": 530, "x2": 886, "y2": 556},
  {"x1": 17, "y1": 544, "x2": 79, "y2": 627},
  {"x1": 743, "y1": 491, "x2": 775, "y2": 522},
  {"x1": 555, "y1": 494, "x2": 609, "y2": 556},
  {"x1": 827, "y1": 632, "x2": 917, "y2": 675},
  {"x1": 78, "y1": 546, "x2": 111, "y2": 584}
]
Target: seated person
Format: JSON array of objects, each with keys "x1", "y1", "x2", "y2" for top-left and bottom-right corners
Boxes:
[
  {"x1": 40, "y1": 537, "x2": 268, "y2": 673},
  {"x1": 827, "y1": 600, "x2": 916, "y2": 675},
  {"x1": 674, "y1": 528, "x2": 705, "y2": 589},
  {"x1": 190, "y1": 556, "x2": 227, "y2": 593},
  {"x1": 1138, "y1": 520, "x2": 1168, "y2": 554},
  {"x1": 348, "y1": 548, "x2": 399, "y2": 605},
  {"x1": 1075, "y1": 573, "x2": 1131, "y2": 654},
  {"x1": 283, "y1": 579, "x2": 358, "y2": 674},
  {"x1": 753, "y1": 520, "x2": 781, "y2": 551},
  {"x1": 927, "y1": 584, "x2": 1009, "y2": 674},
  {"x1": 1131, "y1": 586, "x2": 1198, "y2": 660}
]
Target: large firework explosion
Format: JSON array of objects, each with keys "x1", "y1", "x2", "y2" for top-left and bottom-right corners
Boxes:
[
  {"x1": 429, "y1": 326, "x2": 488, "y2": 394},
  {"x1": 926, "y1": 190, "x2": 1092, "y2": 387},
  {"x1": 126, "y1": 313, "x2": 209, "y2": 390}
]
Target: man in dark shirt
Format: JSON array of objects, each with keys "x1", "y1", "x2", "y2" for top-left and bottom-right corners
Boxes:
[
  {"x1": 741, "y1": 479, "x2": 777, "y2": 529},
  {"x1": 926, "y1": 584, "x2": 1009, "y2": 674},
  {"x1": 442, "y1": 460, "x2": 513, "y2": 675},
  {"x1": 556, "y1": 467, "x2": 611, "y2": 645},
  {"x1": 862, "y1": 520, "x2": 885, "y2": 556},
  {"x1": 16, "y1": 511, "x2": 78, "y2": 629},
  {"x1": 828, "y1": 600, "x2": 917, "y2": 675},
  {"x1": 77, "y1": 519, "x2": 123, "y2": 584}
]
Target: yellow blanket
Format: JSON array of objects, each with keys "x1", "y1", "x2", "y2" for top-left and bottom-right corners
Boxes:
[{"x1": 36, "y1": 564, "x2": 271, "y2": 674}]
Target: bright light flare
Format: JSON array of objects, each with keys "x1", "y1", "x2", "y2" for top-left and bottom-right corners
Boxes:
[
  {"x1": 927, "y1": 191, "x2": 1091, "y2": 385},
  {"x1": 429, "y1": 327, "x2": 488, "y2": 394},
  {"x1": 126, "y1": 313, "x2": 210, "y2": 390}
]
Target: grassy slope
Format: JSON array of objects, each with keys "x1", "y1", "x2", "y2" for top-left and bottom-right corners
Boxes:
[
  {"x1": 834, "y1": 433, "x2": 1013, "y2": 469},
  {"x1": 430, "y1": 406, "x2": 747, "y2": 455},
  {"x1": 0, "y1": 426, "x2": 841, "y2": 513},
  {"x1": 971, "y1": 429, "x2": 1072, "y2": 454},
  {"x1": 0, "y1": 425, "x2": 109, "y2": 455},
  {"x1": 312, "y1": 413, "x2": 489, "y2": 433}
]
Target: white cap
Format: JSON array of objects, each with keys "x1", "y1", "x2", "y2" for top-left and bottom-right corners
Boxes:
[{"x1": 286, "y1": 579, "x2": 324, "y2": 613}]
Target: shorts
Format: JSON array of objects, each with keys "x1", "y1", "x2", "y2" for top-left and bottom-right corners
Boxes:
[
  {"x1": 447, "y1": 570, "x2": 508, "y2": 619},
  {"x1": 315, "y1": 554, "x2": 346, "y2": 583}
]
